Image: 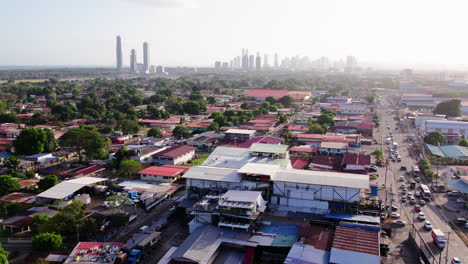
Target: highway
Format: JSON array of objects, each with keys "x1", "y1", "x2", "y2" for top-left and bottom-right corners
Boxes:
[{"x1": 376, "y1": 97, "x2": 467, "y2": 264}]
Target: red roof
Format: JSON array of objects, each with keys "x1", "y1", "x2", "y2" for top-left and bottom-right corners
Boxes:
[
  {"x1": 76, "y1": 165, "x2": 105, "y2": 176},
  {"x1": 290, "y1": 146, "x2": 317, "y2": 153},
  {"x1": 310, "y1": 155, "x2": 342, "y2": 168},
  {"x1": 153, "y1": 145, "x2": 195, "y2": 158},
  {"x1": 161, "y1": 165, "x2": 190, "y2": 173},
  {"x1": 290, "y1": 158, "x2": 309, "y2": 169},
  {"x1": 139, "y1": 166, "x2": 185, "y2": 177},
  {"x1": 341, "y1": 153, "x2": 371, "y2": 166},
  {"x1": 298, "y1": 224, "x2": 332, "y2": 250},
  {"x1": 332, "y1": 226, "x2": 379, "y2": 256}
]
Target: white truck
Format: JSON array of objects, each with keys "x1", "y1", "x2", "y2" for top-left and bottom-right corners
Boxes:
[{"x1": 431, "y1": 229, "x2": 446, "y2": 248}]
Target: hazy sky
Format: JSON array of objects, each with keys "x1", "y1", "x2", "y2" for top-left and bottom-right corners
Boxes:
[{"x1": 2, "y1": 0, "x2": 468, "y2": 69}]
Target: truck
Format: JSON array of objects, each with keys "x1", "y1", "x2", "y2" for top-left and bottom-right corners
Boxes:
[
  {"x1": 136, "y1": 231, "x2": 161, "y2": 256},
  {"x1": 127, "y1": 249, "x2": 142, "y2": 264},
  {"x1": 431, "y1": 229, "x2": 446, "y2": 248}
]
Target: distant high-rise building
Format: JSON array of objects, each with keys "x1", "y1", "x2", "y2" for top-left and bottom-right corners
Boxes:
[
  {"x1": 143, "y1": 42, "x2": 149, "y2": 73},
  {"x1": 345, "y1": 56, "x2": 358, "y2": 73},
  {"x1": 221, "y1": 62, "x2": 229, "y2": 71},
  {"x1": 274, "y1": 53, "x2": 278, "y2": 68},
  {"x1": 255, "y1": 52, "x2": 261, "y2": 71},
  {"x1": 130, "y1": 49, "x2": 137, "y2": 73},
  {"x1": 263, "y1": 54, "x2": 269, "y2": 68},
  {"x1": 156, "y1": 65, "x2": 165, "y2": 74},
  {"x1": 214, "y1": 61, "x2": 222, "y2": 71},
  {"x1": 249, "y1": 55, "x2": 255, "y2": 71},
  {"x1": 116, "y1": 36, "x2": 122, "y2": 71},
  {"x1": 242, "y1": 49, "x2": 249, "y2": 71}
]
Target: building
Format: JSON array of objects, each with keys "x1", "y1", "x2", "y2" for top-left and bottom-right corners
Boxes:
[
  {"x1": 224, "y1": 129, "x2": 256, "y2": 142},
  {"x1": 249, "y1": 55, "x2": 255, "y2": 71},
  {"x1": 152, "y1": 145, "x2": 196, "y2": 165},
  {"x1": 156, "y1": 65, "x2": 165, "y2": 74},
  {"x1": 425, "y1": 120, "x2": 468, "y2": 138},
  {"x1": 116, "y1": 35, "x2": 122, "y2": 71},
  {"x1": 318, "y1": 142, "x2": 348, "y2": 156},
  {"x1": 255, "y1": 52, "x2": 261, "y2": 71},
  {"x1": 143, "y1": 41, "x2": 150, "y2": 73},
  {"x1": 414, "y1": 114, "x2": 446, "y2": 130},
  {"x1": 130, "y1": 49, "x2": 137, "y2": 73},
  {"x1": 263, "y1": 54, "x2": 269, "y2": 68},
  {"x1": 339, "y1": 104, "x2": 367, "y2": 115},
  {"x1": 64, "y1": 242, "x2": 124, "y2": 264},
  {"x1": 341, "y1": 153, "x2": 371, "y2": 172},
  {"x1": 139, "y1": 166, "x2": 186, "y2": 183},
  {"x1": 214, "y1": 61, "x2": 221, "y2": 71},
  {"x1": 425, "y1": 144, "x2": 468, "y2": 159},
  {"x1": 399, "y1": 93, "x2": 434, "y2": 109},
  {"x1": 274, "y1": 53, "x2": 279, "y2": 68},
  {"x1": 284, "y1": 224, "x2": 331, "y2": 264}
]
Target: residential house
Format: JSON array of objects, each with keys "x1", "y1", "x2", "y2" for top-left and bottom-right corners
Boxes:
[
  {"x1": 152, "y1": 145, "x2": 196, "y2": 165},
  {"x1": 318, "y1": 142, "x2": 348, "y2": 156},
  {"x1": 140, "y1": 166, "x2": 186, "y2": 183},
  {"x1": 341, "y1": 153, "x2": 371, "y2": 173}
]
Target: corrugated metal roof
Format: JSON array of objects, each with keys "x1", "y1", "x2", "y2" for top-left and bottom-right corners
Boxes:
[
  {"x1": 273, "y1": 169, "x2": 369, "y2": 189},
  {"x1": 284, "y1": 242, "x2": 330, "y2": 264},
  {"x1": 38, "y1": 177, "x2": 105, "y2": 200},
  {"x1": 329, "y1": 226, "x2": 379, "y2": 264},
  {"x1": 250, "y1": 143, "x2": 289, "y2": 154},
  {"x1": 183, "y1": 166, "x2": 242, "y2": 183},
  {"x1": 221, "y1": 190, "x2": 262, "y2": 203},
  {"x1": 237, "y1": 163, "x2": 280, "y2": 176},
  {"x1": 225, "y1": 129, "x2": 257, "y2": 135}
]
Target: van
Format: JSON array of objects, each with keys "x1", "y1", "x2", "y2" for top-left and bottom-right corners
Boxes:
[{"x1": 397, "y1": 156, "x2": 402, "y2": 162}]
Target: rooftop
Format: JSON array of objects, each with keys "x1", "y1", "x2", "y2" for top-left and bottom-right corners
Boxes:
[
  {"x1": 220, "y1": 190, "x2": 262, "y2": 203},
  {"x1": 273, "y1": 168, "x2": 369, "y2": 189},
  {"x1": 64, "y1": 242, "x2": 124, "y2": 264},
  {"x1": 153, "y1": 145, "x2": 195, "y2": 158},
  {"x1": 225, "y1": 129, "x2": 257, "y2": 135},
  {"x1": 37, "y1": 177, "x2": 106, "y2": 200},
  {"x1": 249, "y1": 143, "x2": 289, "y2": 154},
  {"x1": 329, "y1": 225, "x2": 380, "y2": 264},
  {"x1": 139, "y1": 166, "x2": 185, "y2": 177},
  {"x1": 342, "y1": 153, "x2": 371, "y2": 166}
]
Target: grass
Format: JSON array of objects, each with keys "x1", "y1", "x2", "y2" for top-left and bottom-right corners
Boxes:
[{"x1": 186, "y1": 154, "x2": 209, "y2": 167}]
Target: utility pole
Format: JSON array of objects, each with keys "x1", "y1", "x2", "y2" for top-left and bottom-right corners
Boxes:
[{"x1": 445, "y1": 231, "x2": 451, "y2": 264}]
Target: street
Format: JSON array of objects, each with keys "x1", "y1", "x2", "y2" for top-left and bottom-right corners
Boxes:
[{"x1": 375, "y1": 97, "x2": 467, "y2": 264}]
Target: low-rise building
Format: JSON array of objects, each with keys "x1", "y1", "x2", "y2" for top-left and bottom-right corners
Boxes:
[
  {"x1": 224, "y1": 129, "x2": 256, "y2": 142},
  {"x1": 341, "y1": 153, "x2": 371, "y2": 173},
  {"x1": 425, "y1": 120, "x2": 468, "y2": 138},
  {"x1": 152, "y1": 145, "x2": 196, "y2": 165},
  {"x1": 139, "y1": 166, "x2": 185, "y2": 183},
  {"x1": 318, "y1": 142, "x2": 348, "y2": 156}
]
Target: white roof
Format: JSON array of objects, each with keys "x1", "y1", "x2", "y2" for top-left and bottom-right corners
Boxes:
[
  {"x1": 426, "y1": 120, "x2": 468, "y2": 126},
  {"x1": 221, "y1": 190, "x2": 262, "y2": 203},
  {"x1": 183, "y1": 166, "x2": 242, "y2": 183},
  {"x1": 329, "y1": 248, "x2": 379, "y2": 264},
  {"x1": 225, "y1": 129, "x2": 256, "y2": 135},
  {"x1": 249, "y1": 143, "x2": 289, "y2": 154},
  {"x1": 237, "y1": 163, "x2": 280, "y2": 176},
  {"x1": 273, "y1": 169, "x2": 369, "y2": 189},
  {"x1": 320, "y1": 142, "x2": 348, "y2": 149},
  {"x1": 37, "y1": 177, "x2": 105, "y2": 200},
  {"x1": 285, "y1": 242, "x2": 330, "y2": 264}
]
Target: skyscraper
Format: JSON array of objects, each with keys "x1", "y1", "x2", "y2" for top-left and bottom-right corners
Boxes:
[
  {"x1": 249, "y1": 55, "x2": 255, "y2": 71},
  {"x1": 130, "y1": 49, "x2": 137, "y2": 73},
  {"x1": 242, "y1": 49, "x2": 249, "y2": 71},
  {"x1": 274, "y1": 53, "x2": 278, "y2": 68},
  {"x1": 255, "y1": 52, "x2": 261, "y2": 71},
  {"x1": 116, "y1": 36, "x2": 122, "y2": 71},
  {"x1": 143, "y1": 42, "x2": 149, "y2": 73},
  {"x1": 263, "y1": 54, "x2": 269, "y2": 68}
]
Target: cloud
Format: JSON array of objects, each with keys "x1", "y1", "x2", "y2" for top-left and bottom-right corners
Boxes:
[{"x1": 123, "y1": 0, "x2": 198, "y2": 8}]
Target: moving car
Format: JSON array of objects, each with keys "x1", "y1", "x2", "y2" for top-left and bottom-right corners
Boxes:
[
  {"x1": 399, "y1": 176, "x2": 405, "y2": 181},
  {"x1": 400, "y1": 166, "x2": 407, "y2": 171},
  {"x1": 418, "y1": 212, "x2": 426, "y2": 221},
  {"x1": 402, "y1": 197, "x2": 407, "y2": 203},
  {"x1": 451, "y1": 257, "x2": 462, "y2": 264},
  {"x1": 391, "y1": 205, "x2": 398, "y2": 211},
  {"x1": 420, "y1": 200, "x2": 426, "y2": 206},
  {"x1": 391, "y1": 212, "x2": 400, "y2": 218},
  {"x1": 392, "y1": 220, "x2": 407, "y2": 226},
  {"x1": 415, "y1": 205, "x2": 421, "y2": 212},
  {"x1": 424, "y1": 221, "x2": 433, "y2": 230}
]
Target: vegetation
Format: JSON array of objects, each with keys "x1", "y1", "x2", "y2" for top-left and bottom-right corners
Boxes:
[
  {"x1": 420, "y1": 159, "x2": 435, "y2": 180},
  {"x1": 147, "y1": 128, "x2": 163, "y2": 138},
  {"x1": 59, "y1": 128, "x2": 110, "y2": 161},
  {"x1": 117, "y1": 160, "x2": 143, "y2": 178},
  {"x1": 38, "y1": 200, "x2": 85, "y2": 236},
  {"x1": 172, "y1": 126, "x2": 190, "y2": 139},
  {"x1": 370, "y1": 149, "x2": 384, "y2": 159},
  {"x1": 433, "y1": 99, "x2": 461, "y2": 117},
  {"x1": 32, "y1": 232, "x2": 63, "y2": 251},
  {"x1": 187, "y1": 154, "x2": 209, "y2": 167},
  {"x1": 423, "y1": 132, "x2": 446, "y2": 146},
  {"x1": 13, "y1": 128, "x2": 57, "y2": 155},
  {"x1": 459, "y1": 136, "x2": 468, "y2": 147},
  {"x1": 3, "y1": 156, "x2": 20, "y2": 171},
  {"x1": 0, "y1": 175, "x2": 20, "y2": 196},
  {"x1": 0, "y1": 243, "x2": 8, "y2": 264},
  {"x1": 37, "y1": 175, "x2": 58, "y2": 191}
]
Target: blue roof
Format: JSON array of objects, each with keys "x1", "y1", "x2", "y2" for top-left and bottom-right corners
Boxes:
[
  {"x1": 426, "y1": 144, "x2": 468, "y2": 158},
  {"x1": 0, "y1": 152, "x2": 12, "y2": 158},
  {"x1": 447, "y1": 179, "x2": 468, "y2": 194},
  {"x1": 426, "y1": 144, "x2": 445, "y2": 157}
]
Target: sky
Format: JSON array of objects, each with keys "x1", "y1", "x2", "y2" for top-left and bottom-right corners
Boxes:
[{"x1": 2, "y1": 0, "x2": 468, "y2": 69}]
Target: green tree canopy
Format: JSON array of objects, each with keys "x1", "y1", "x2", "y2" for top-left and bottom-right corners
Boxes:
[
  {"x1": 4, "y1": 156, "x2": 20, "y2": 171},
  {"x1": 433, "y1": 99, "x2": 461, "y2": 117},
  {"x1": 0, "y1": 243, "x2": 8, "y2": 264},
  {"x1": 182, "y1": 101, "x2": 202, "y2": 115},
  {"x1": 13, "y1": 128, "x2": 57, "y2": 155},
  {"x1": 0, "y1": 175, "x2": 20, "y2": 196},
  {"x1": 39, "y1": 201, "x2": 84, "y2": 235},
  {"x1": 32, "y1": 213, "x2": 51, "y2": 233},
  {"x1": 308, "y1": 123, "x2": 325, "y2": 134},
  {"x1": 172, "y1": 126, "x2": 190, "y2": 139},
  {"x1": 59, "y1": 128, "x2": 110, "y2": 161},
  {"x1": 117, "y1": 160, "x2": 143, "y2": 178},
  {"x1": 147, "y1": 128, "x2": 163, "y2": 138},
  {"x1": 240, "y1": 102, "x2": 250, "y2": 109},
  {"x1": 316, "y1": 114, "x2": 335, "y2": 126},
  {"x1": 38, "y1": 175, "x2": 58, "y2": 191},
  {"x1": 277, "y1": 113, "x2": 287, "y2": 124},
  {"x1": 459, "y1": 136, "x2": 468, "y2": 147},
  {"x1": 279, "y1": 95, "x2": 294, "y2": 107},
  {"x1": 119, "y1": 119, "x2": 140, "y2": 135},
  {"x1": 423, "y1": 132, "x2": 446, "y2": 146},
  {"x1": 207, "y1": 122, "x2": 220, "y2": 132},
  {"x1": 32, "y1": 232, "x2": 63, "y2": 251},
  {"x1": 371, "y1": 149, "x2": 384, "y2": 159}
]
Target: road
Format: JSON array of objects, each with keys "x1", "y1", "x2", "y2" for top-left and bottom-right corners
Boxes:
[{"x1": 376, "y1": 98, "x2": 467, "y2": 264}]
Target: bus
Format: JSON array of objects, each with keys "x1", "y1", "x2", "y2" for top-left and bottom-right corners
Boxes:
[
  {"x1": 412, "y1": 165, "x2": 420, "y2": 177},
  {"x1": 420, "y1": 184, "x2": 431, "y2": 199}
]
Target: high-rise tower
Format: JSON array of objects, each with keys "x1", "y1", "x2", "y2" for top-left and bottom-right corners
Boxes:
[
  {"x1": 130, "y1": 49, "x2": 137, "y2": 73},
  {"x1": 249, "y1": 55, "x2": 255, "y2": 71},
  {"x1": 116, "y1": 36, "x2": 122, "y2": 71},
  {"x1": 143, "y1": 42, "x2": 149, "y2": 73},
  {"x1": 255, "y1": 52, "x2": 261, "y2": 71},
  {"x1": 274, "y1": 53, "x2": 278, "y2": 68}
]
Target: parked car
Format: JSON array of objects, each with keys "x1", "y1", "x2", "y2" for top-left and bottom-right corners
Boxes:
[
  {"x1": 402, "y1": 190, "x2": 407, "y2": 195},
  {"x1": 400, "y1": 183, "x2": 406, "y2": 188},
  {"x1": 418, "y1": 212, "x2": 426, "y2": 221},
  {"x1": 369, "y1": 174, "x2": 379, "y2": 179},
  {"x1": 391, "y1": 212, "x2": 401, "y2": 218},
  {"x1": 420, "y1": 200, "x2": 426, "y2": 206},
  {"x1": 402, "y1": 197, "x2": 407, "y2": 203},
  {"x1": 415, "y1": 177, "x2": 421, "y2": 182},
  {"x1": 424, "y1": 221, "x2": 433, "y2": 230},
  {"x1": 400, "y1": 166, "x2": 407, "y2": 171},
  {"x1": 451, "y1": 257, "x2": 462, "y2": 264},
  {"x1": 391, "y1": 205, "x2": 398, "y2": 211},
  {"x1": 414, "y1": 192, "x2": 420, "y2": 197},
  {"x1": 399, "y1": 176, "x2": 405, "y2": 182},
  {"x1": 407, "y1": 193, "x2": 413, "y2": 199},
  {"x1": 448, "y1": 191, "x2": 460, "y2": 196}
]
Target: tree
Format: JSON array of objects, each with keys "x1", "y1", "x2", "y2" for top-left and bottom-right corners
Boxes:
[
  {"x1": 277, "y1": 113, "x2": 287, "y2": 124},
  {"x1": 38, "y1": 175, "x2": 58, "y2": 191},
  {"x1": 265, "y1": 96, "x2": 277, "y2": 104},
  {"x1": 172, "y1": 126, "x2": 190, "y2": 139},
  {"x1": 182, "y1": 101, "x2": 201, "y2": 115},
  {"x1": 207, "y1": 96, "x2": 216, "y2": 105},
  {"x1": 0, "y1": 243, "x2": 8, "y2": 264},
  {"x1": 365, "y1": 94, "x2": 378, "y2": 104},
  {"x1": 308, "y1": 123, "x2": 325, "y2": 134},
  {"x1": 433, "y1": 99, "x2": 461, "y2": 117},
  {"x1": 13, "y1": 128, "x2": 57, "y2": 155},
  {"x1": 0, "y1": 175, "x2": 20, "y2": 196},
  {"x1": 40, "y1": 201, "x2": 84, "y2": 235},
  {"x1": 279, "y1": 95, "x2": 294, "y2": 107},
  {"x1": 119, "y1": 119, "x2": 140, "y2": 135},
  {"x1": 423, "y1": 132, "x2": 446, "y2": 146},
  {"x1": 32, "y1": 232, "x2": 63, "y2": 251},
  {"x1": 147, "y1": 128, "x2": 163, "y2": 138},
  {"x1": 4, "y1": 156, "x2": 20, "y2": 171},
  {"x1": 371, "y1": 149, "x2": 384, "y2": 159},
  {"x1": 117, "y1": 160, "x2": 142, "y2": 178},
  {"x1": 32, "y1": 214, "x2": 51, "y2": 233},
  {"x1": 316, "y1": 114, "x2": 335, "y2": 126},
  {"x1": 35, "y1": 258, "x2": 49, "y2": 264},
  {"x1": 459, "y1": 136, "x2": 468, "y2": 147},
  {"x1": 59, "y1": 128, "x2": 110, "y2": 162},
  {"x1": 240, "y1": 102, "x2": 250, "y2": 109},
  {"x1": 207, "y1": 122, "x2": 220, "y2": 132}
]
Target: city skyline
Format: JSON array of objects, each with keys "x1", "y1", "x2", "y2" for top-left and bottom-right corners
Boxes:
[{"x1": 3, "y1": 0, "x2": 468, "y2": 70}]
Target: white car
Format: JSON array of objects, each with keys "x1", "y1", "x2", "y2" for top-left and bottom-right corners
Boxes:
[
  {"x1": 418, "y1": 212, "x2": 426, "y2": 220},
  {"x1": 424, "y1": 221, "x2": 433, "y2": 230},
  {"x1": 407, "y1": 193, "x2": 413, "y2": 198},
  {"x1": 400, "y1": 183, "x2": 406, "y2": 188},
  {"x1": 392, "y1": 220, "x2": 407, "y2": 226},
  {"x1": 410, "y1": 198, "x2": 416, "y2": 204},
  {"x1": 391, "y1": 212, "x2": 401, "y2": 218},
  {"x1": 399, "y1": 176, "x2": 405, "y2": 182},
  {"x1": 420, "y1": 200, "x2": 426, "y2": 206},
  {"x1": 451, "y1": 257, "x2": 462, "y2": 264}
]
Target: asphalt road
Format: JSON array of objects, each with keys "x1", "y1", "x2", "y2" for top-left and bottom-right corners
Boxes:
[{"x1": 377, "y1": 99, "x2": 467, "y2": 264}]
